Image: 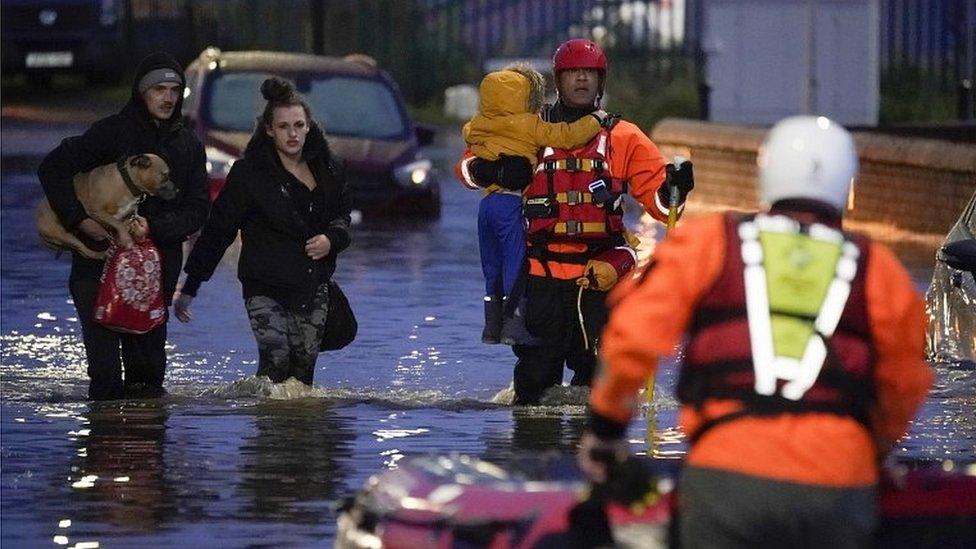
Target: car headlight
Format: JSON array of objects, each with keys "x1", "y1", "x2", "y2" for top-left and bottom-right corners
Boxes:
[
  {"x1": 393, "y1": 159, "x2": 432, "y2": 188},
  {"x1": 205, "y1": 146, "x2": 237, "y2": 180}
]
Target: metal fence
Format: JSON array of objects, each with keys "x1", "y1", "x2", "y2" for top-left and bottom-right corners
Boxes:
[
  {"x1": 122, "y1": 0, "x2": 972, "y2": 121},
  {"x1": 877, "y1": 0, "x2": 975, "y2": 120},
  {"x1": 123, "y1": 0, "x2": 699, "y2": 106}
]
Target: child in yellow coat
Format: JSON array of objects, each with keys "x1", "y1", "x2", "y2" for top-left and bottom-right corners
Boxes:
[{"x1": 461, "y1": 66, "x2": 607, "y2": 344}]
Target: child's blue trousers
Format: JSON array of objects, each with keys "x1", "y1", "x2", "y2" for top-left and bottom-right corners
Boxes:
[{"x1": 478, "y1": 192, "x2": 525, "y2": 298}]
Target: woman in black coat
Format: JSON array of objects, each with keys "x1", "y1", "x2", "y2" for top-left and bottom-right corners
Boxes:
[{"x1": 173, "y1": 77, "x2": 352, "y2": 385}]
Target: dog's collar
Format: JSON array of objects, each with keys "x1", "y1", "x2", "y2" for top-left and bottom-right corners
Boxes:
[{"x1": 116, "y1": 158, "x2": 148, "y2": 202}]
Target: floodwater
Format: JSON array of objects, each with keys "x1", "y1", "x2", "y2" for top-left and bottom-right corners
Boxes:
[{"x1": 1, "y1": 141, "x2": 974, "y2": 547}]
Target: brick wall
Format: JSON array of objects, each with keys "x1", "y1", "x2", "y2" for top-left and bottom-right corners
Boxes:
[{"x1": 651, "y1": 119, "x2": 976, "y2": 241}]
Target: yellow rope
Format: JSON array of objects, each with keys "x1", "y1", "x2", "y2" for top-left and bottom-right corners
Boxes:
[
  {"x1": 578, "y1": 285, "x2": 589, "y2": 350},
  {"x1": 647, "y1": 176, "x2": 680, "y2": 454}
]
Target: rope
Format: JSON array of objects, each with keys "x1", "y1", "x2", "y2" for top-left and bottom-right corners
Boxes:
[{"x1": 578, "y1": 285, "x2": 589, "y2": 350}]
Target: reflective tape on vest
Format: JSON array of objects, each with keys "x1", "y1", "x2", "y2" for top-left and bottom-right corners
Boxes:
[
  {"x1": 739, "y1": 214, "x2": 860, "y2": 401},
  {"x1": 554, "y1": 221, "x2": 608, "y2": 236},
  {"x1": 556, "y1": 191, "x2": 595, "y2": 205},
  {"x1": 535, "y1": 158, "x2": 607, "y2": 173}
]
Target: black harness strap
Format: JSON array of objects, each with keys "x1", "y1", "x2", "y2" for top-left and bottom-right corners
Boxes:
[{"x1": 687, "y1": 397, "x2": 871, "y2": 446}]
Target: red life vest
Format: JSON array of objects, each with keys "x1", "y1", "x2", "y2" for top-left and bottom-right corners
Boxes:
[
  {"x1": 522, "y1": 128, "x2": 627, "y2": 255},
  {"x1": 678, "y1": 213, "x2": 875, "y2": 442}
]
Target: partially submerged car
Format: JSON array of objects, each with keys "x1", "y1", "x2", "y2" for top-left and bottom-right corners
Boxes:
[
  {"x1": 182, "y1": 48, "x2": 440, "y2": 218},
  {"x1": 926, "y1": 190, "x2": 976, "y2": 363}
]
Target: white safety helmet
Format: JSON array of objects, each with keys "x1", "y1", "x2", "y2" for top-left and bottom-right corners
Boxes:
[{"x1": 757, "y1": 116, "x2": 857, "y2": 212}]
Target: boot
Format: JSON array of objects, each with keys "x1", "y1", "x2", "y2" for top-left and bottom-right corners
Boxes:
[
  {"x1": 482, "y1": 295, "x2": 503, "y2": 344},
  {"x1": 500, "y1": 297, "x2": 538, "y2": 346},
  {"x1": 124, "y1": 382, "x2": 168, "y2": 399}
]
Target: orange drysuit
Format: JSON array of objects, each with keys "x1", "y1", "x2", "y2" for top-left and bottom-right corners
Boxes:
[{"x1": 590, "y1": 211, "x2": 933, "y2": 487}]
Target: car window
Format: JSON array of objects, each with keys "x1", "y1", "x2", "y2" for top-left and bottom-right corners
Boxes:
[
  {"x1": 207, "y1": 72, "x2": 279, "y2": 132},
  {"x1": 306, "y1": 77, "x2": 406, "y2": 139},
  {"x1": 205, "y1": 72, "x2": 407, "y2": 139}
]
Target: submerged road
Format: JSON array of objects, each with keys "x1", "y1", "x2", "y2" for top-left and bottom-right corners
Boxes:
[{"x1": 1, "y1": 106, "x2": 973, "y2": 547}]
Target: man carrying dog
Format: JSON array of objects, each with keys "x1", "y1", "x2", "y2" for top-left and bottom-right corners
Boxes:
[{"x1": 38, "y1": 52, "x2": 209, "y2": 400}]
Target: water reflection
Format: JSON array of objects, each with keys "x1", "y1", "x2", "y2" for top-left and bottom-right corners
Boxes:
[
  {"x1": 68, "y1": 401, "x2": 172, "y2": 533},
  {"x1": 236, "y1": 400, "x2": 353, "y2": 525}
]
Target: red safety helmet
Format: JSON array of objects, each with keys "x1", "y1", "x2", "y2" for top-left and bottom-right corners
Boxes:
[
  {"x1": 553, "y1": 38, "x2": 607, "y2": 102},
  {"x1": 552, "y1": 38, "x2": 607, "y2": 73}
]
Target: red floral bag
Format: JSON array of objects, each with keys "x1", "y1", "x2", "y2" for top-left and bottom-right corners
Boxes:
[{"x1": 93, "y1": 238, "x2": 167, "y2": 334}]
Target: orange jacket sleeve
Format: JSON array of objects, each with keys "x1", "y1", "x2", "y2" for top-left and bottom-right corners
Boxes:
[
  {"x1": 591, "y1": 214, "x2": 727, "y2": 426},
  {"x1": 865, "y1": 242, "x2": 934, "y2": 446},
  {"x1": 608, "y1": 121, "x2": 669, "y2": 223}
]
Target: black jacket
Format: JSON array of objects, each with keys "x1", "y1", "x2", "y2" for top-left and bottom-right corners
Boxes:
[
  {"x1": 37, "y1": 52, "x2": 210, "y2": 304},
  {"x1": 181, "y1": 121, "x2": 351, "y2": 309}
]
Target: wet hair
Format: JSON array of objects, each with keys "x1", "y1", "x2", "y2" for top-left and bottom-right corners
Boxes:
[{"x1": 258, "y1": 77, "x2": 312, "y2": 129}]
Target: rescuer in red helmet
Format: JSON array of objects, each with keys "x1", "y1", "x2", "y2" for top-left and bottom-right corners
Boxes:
[{"x1": 456, "y1": 38, "x2": 695, "y2": 404}]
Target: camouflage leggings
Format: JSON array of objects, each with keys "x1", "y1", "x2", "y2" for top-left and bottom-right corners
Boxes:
[{"x1": 244, "y1": 283, "x2": 329, "y2": 385}]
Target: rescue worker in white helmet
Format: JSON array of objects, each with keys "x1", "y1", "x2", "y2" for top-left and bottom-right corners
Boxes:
[
  {"x1": 579, "y1": 116, "x2": 933, "y2": 548},
  {"x1": 456, "y1": 38, "x2": 694, "y2": 404}
]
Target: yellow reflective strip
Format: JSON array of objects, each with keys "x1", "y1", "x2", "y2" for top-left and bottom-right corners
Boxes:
[
  {"x1": 554, "y1": 192, "x2": 594, "y2": 204},
  {"x1": 553, "y1": 222, "x2": 607, "y2": 234},
  {"x1": 548, "y1": 159, "x2": 600, "y2": 172}
]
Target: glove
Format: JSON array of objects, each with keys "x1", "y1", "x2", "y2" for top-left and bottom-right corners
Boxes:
[
  {"x1": 470, "y1": 154, "x2": 533, "y2": 191},
  {"x1": 657, "y1": 157, "x2": 694, "y2": 206},
  {"x1": 575, "y1": 248, "x2": 637, "y2": 291}
]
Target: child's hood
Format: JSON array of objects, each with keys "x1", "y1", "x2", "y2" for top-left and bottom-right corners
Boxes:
[{"x1": 479, "y1": 70, "x2": 536, "y2": 117}]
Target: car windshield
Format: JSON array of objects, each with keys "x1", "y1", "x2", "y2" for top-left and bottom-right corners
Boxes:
[{"x1": 206, "y1": 71, "x2": 407, "y2": 139}]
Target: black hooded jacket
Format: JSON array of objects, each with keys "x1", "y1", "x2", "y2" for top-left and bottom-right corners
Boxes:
[
  {"x1": 37, "y1": 52, "x2": 210, "y2": 304},
  {"x1": 180, "y1": 121, "x2": 351, "y2": 309}
]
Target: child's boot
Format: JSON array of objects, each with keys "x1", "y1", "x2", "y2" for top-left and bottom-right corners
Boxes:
[{"x1": 482, "y1": 295, "x2": 503, "y2": 344}]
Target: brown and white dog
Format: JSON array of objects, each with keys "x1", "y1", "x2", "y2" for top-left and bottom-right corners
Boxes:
[{"x1": 36, "y1": 154, "x2": 177, "y2": 260}]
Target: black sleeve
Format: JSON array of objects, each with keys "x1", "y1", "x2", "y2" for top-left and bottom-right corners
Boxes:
[
  {"x1": 37, "y1": 117, "x2": 121, "y2": 229},
  {"x1": 467, "y1": 158, "x2": 496, "y2": 189},
  {"x1": 322, "y1": 161, "x2": 352, "y2": 255},
  {"x1": 145, "y1": 139, "x2": 210, "y2": 245},
  {"x1": 180, "y1": 164, "x2": 250, "y2": 296},
  {"x1": 470, "y1": 155, "x2": 533, "y2": 191}
]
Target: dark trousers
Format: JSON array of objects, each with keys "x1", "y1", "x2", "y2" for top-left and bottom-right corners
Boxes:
[
  {"x1": 512, "y1": 276, "x2": 609, "y2": 404},
  {"x1": 69, "y1": 275, "x2": 167, "y2": 401},
  {"x1": 679, "y1": 466, "x2": 876, "y2": 549}
]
